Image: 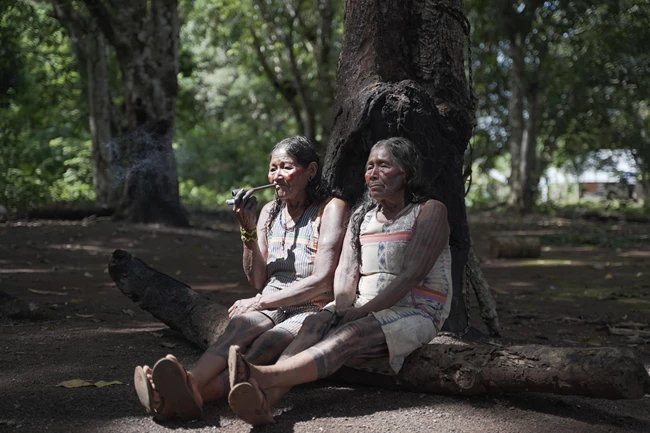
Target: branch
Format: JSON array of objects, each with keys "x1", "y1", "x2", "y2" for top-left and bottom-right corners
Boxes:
[
  {"x1": 284, "y1": 12, "x2": 316, "y2": 140},
  {"x1": 51, "y1": 0, "x2": 87, "y2": 35},
  {"x1": 250, "y1": 26, "x2": 306, "y2": 134},
  {"x1": 81, "y1": 0, "x2": 122, "y2": 50}
]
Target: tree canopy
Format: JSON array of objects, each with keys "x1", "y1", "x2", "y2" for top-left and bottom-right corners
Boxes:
[{"x1": 1, "y1": 0, "x2": 648, "y2": 213}]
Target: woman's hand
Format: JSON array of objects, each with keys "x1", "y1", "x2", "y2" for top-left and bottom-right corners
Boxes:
[
  {"x1": 231, "y1": 188, "x2": 258, "y2": 230},
  {"x1": 228, "y1": 296, "x2": 262, "y2": 318},
  {"x1": 336, "y1": 307, "x2": 369, "y2": 325}
]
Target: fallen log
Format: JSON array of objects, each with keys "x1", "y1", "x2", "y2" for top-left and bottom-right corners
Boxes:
[
  {"x1": 0, "y1": 291, "x2": 48, "y2": 320},
  {"x1": 108, "y1": 249, "x2": 229, "y2": 348},
  {"x1": 108, "y1": 249, "x2": 650, "y2": 400},
  {"x1": 490, "y1": 236, "x2": 541, "y2": 259}
]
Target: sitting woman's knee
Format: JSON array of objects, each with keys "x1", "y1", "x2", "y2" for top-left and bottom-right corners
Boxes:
[
  {"x1": 299, "y1": 311, "x2": 333, "y2": 335},
  {"x1": 246, "y1": 328, "x2": 294, "y2": 363},
  {"x1": 226, "y1": 311, "x2": 266, "y2": 332},
  {"x1": 332, "y1": 317, "x2": 379, "y2": 340}
]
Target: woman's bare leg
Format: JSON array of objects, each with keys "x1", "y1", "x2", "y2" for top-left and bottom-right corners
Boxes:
[
  {"x1": 251, "y1": 316, "x2": 387, "y2": 392},
  {"x1": 189, "y1": 311, "x2": 274, "y2": 400},
  {"x1": 199, "y1": 326, "x2": 294, "y2": 402},
  {"x1": 262, "y1": 311, "x2": 336, "y2": 406}
]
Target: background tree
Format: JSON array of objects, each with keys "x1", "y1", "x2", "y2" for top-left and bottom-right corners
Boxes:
[
  {"x1": 1, "y1": 1, "x2": 94, "y2": 209},
  {"x1": 52, "y1": 0, "x2": 188, "y2": 225},
  {"x1": 469, "y1": 0, "x2": 650, "y2": 212},
  {"x1": 51, "y1": 1, "x2": 120, "y2": 207}
]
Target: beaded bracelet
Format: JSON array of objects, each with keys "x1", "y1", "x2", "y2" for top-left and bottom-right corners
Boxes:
[{"x1": 240, "y1": 227, "x2": 258, "y2": 243}]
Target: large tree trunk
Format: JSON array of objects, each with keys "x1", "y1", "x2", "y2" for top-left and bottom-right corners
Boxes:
[
  {"x1": 50, "y1": 2, "x2": 121, "y2": 207},
  {"x1": 85, "y1": 23, "x2": 121, "y2": 207},
  {"x1": 323, "y1": 0, "x2": 473, "y2": 333},
  {"x1": 82, "y1": 0, "x2": 188, "y2": 226},
  {"x1": 314, "y1": 0, "x2": 336, "y2": 149},
  {"x1": 506, "y1": 37, "x2": 543, "y2": 213},
  {"x1": 108, "y1": 250, "x2": 650, "y2": 400}
]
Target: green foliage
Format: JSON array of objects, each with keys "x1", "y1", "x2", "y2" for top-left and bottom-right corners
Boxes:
[
  {"x1": 468, "y1": 0, "x2": 650, "y2": 208},
  {"x1": 174, "y1": 0, "x2": 342, "y2": 209},
  {"x1": 0, "y1": 1, "x2": 91, "y2": 209},
  {"x1": 465, "y1": 155, "x2": 510, "y2": 209},
  {"x1": 4, "y1": 0, "x2": 648, "y2": 213}
]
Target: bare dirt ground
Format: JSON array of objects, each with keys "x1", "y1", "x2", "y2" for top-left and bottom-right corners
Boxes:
[{"x1": 1, "y1": 210, "x2": 650, "y2": 433}]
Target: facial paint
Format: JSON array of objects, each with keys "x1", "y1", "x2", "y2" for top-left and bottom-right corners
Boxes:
[{"x1": 365, "y1": 166, "x2": 404, "y2": 185}]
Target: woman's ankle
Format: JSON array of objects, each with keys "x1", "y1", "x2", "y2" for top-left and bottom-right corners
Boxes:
[{"x1": 187, "y1": 372, "x2": 204, "y2": 406}]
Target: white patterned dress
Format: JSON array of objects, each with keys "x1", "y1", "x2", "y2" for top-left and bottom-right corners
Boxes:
[{"x1": 353, "y1": 202, "x2": 452, "y2": 373}]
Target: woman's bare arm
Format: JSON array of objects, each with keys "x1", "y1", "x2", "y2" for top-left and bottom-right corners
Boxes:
[
  {"x1": 242, "y1": 202, "x2": 272, "y2": 290},
  {"x1": 332, "y1": 212, "x2": 361, "y2": 310},
  {"x1": 256, "y1": 198, "x2": 350, "y2": 309}
]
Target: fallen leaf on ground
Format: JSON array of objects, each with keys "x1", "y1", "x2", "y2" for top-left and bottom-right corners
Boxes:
[
  {"x1": 151, "y1": 332, "x2": 164, "y2": 338},
  {"x1": 84, "y1": 272, "x2": 94, "y2": 278},
  {"x1": 57, "y1": 379, "x2": 124, "y2": 388},
  {"x1": 75, "y1": 313, "x2": 94, "y2": 318},
  {"x1": 0, "y1": 420, "x2": 16, "y2": 426},
  {"x1": 94, "y1": 380, "x2": 123, "y2": 388},
  {"x1": 122, "y1": 309, "x2": 135, "y2": 316},
  {"x1": 175, "y1": 270, "x2": 182, "y2": 275},
  {"x1": 605, "y1": 273, "x2": 613, "y2": 280},
  {"x1": 57, "y1": 379, "x2": 94, "y2": 388},
  {"x1": 28, "y1": 289, "x2": 67, "y2": 296},
  {"x1": 161, "y1": 342, "x2": 177, "y2": 349}
]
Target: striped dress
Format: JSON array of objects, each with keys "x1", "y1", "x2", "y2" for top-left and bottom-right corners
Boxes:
[
  {"x1": 259, "y1": 202, "x2": 333, "y2": 335},
  {"x1": 355, "y1": 202, "x2": 452, "y2": 373}
]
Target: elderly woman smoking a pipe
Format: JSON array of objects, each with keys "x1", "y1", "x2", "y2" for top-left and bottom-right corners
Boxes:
[
  {"x1": 226, "y1": 136, "x2": 453, "y2": 426},
  {"x1": 132, "y1": 135, "x2": 349, "y2": 420}
]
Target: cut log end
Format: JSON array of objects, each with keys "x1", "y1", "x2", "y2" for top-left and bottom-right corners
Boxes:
[{"x1": 490, "y1": 236, "x2": 541, "y2": 259}]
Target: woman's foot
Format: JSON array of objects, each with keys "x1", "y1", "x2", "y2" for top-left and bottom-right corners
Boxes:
[
  {"x1": 133, "y1": 365, "x2": 175, "y2": 421},
  {"x1": 228, "y1": 345, "x2": 250, "y2": 389},
  {"x1": 151, "y1": 355, "x2": 204, "y2": 421},
  {"x1": 228, "y1": 379, "x2": 274, "y2": 426},
  {"x1": 228, "y1": 345, "x2": 274, "y2": 426}
]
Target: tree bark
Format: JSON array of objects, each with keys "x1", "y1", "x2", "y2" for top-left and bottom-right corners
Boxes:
[
  {"x1": 82, "y1": 0, "x2": 188, "y2": 226},
  {"x1": 85, "y1": 22, "x2": 121, "y2": 207},
  {"x1": 50, "y1": 1, "x2": 121, "y2": 207},
  {"x1": 108, "y1": 249, "x2": 650, "y2": 400},
  {"x1": 314, "y1": 0, "x2": 336, "y2": 148},
  {"x1": 467, "y1": 243, "x2": 500, "y2": 337},
  {"x1": 506, "y1": 36, "x2": 543, "y2": 213},
  {"x1": 323, "y1": 0, "x2": 473, "y2": 333}
]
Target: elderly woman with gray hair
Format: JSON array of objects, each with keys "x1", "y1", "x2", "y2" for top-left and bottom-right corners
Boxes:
[
  {"x1": 133, "y1": 135, "x2": 349, "y2": 421},
  {"x1": 226, "y1": 136, "x2": 453, "y2": 425}
]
